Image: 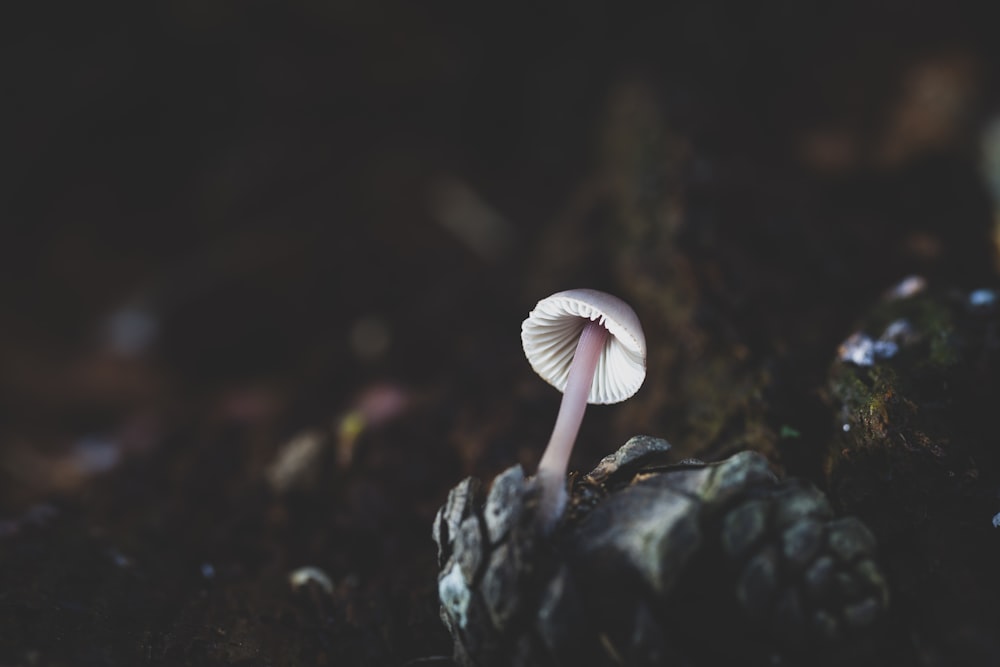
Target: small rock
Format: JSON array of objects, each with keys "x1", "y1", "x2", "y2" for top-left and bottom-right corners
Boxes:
[{"x1": 289, "y1": 566, "x2": 334, "y2": 595}]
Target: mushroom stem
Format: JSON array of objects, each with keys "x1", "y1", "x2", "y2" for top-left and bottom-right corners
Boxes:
[{"x1": 536, "y1": 319, "x2": 609, "y2": 532}]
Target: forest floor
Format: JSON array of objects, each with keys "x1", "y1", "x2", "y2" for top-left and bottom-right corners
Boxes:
[{"x1": 3, "y1": 3, "x2": 1000, "y2": 665}]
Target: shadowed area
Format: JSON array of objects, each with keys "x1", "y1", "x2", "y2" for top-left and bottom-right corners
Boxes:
[{"x1": 3, "y1": 2, "x2": 1000, "y2": 665}]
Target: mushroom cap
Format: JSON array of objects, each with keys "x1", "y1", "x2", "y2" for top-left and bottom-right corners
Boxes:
[{"x1": 521, "y1": 289, "x2": 646, "y2": 404}]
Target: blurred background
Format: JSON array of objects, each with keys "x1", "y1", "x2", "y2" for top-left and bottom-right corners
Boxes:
[{"x1": 3, "y1": 1, "x2": 1000, "y2": 665}]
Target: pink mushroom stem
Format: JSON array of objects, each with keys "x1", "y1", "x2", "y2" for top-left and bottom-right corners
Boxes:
[{"x1": 536, "y1": 318, "x2": 609, "y2": 531}]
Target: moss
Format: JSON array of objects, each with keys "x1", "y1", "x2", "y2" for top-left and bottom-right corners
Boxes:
[{"x1": 825, "y1": 287, "x2": 1000, "y2": 544}]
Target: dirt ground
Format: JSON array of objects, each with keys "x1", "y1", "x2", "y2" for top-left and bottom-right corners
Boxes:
[{"x1": 3, "y1": 2, "x2": 1000, "y2": 665}]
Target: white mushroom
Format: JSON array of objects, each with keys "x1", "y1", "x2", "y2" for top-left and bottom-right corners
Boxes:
[{"x1": 521, "y1": 289, "x2": 646, "y2": 532}]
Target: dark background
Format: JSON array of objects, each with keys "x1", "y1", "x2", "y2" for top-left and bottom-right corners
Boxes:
[{"x1": 3, "y1": 2, "x2": 1000, "y2": 665}]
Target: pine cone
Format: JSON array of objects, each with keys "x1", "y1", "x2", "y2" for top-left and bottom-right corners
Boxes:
[{"x1": 433, "y1": 437, "x2": 889, "y2": 666}]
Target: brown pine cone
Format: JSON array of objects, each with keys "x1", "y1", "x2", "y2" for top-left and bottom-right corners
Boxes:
[{"x1": 434, "y1": 436, "x2": 889, "y2": 666}]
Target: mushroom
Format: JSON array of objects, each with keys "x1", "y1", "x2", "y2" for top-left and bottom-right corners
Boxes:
[{"x1": 521, "y1": 289, "x2": 646, "y2": 531}]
